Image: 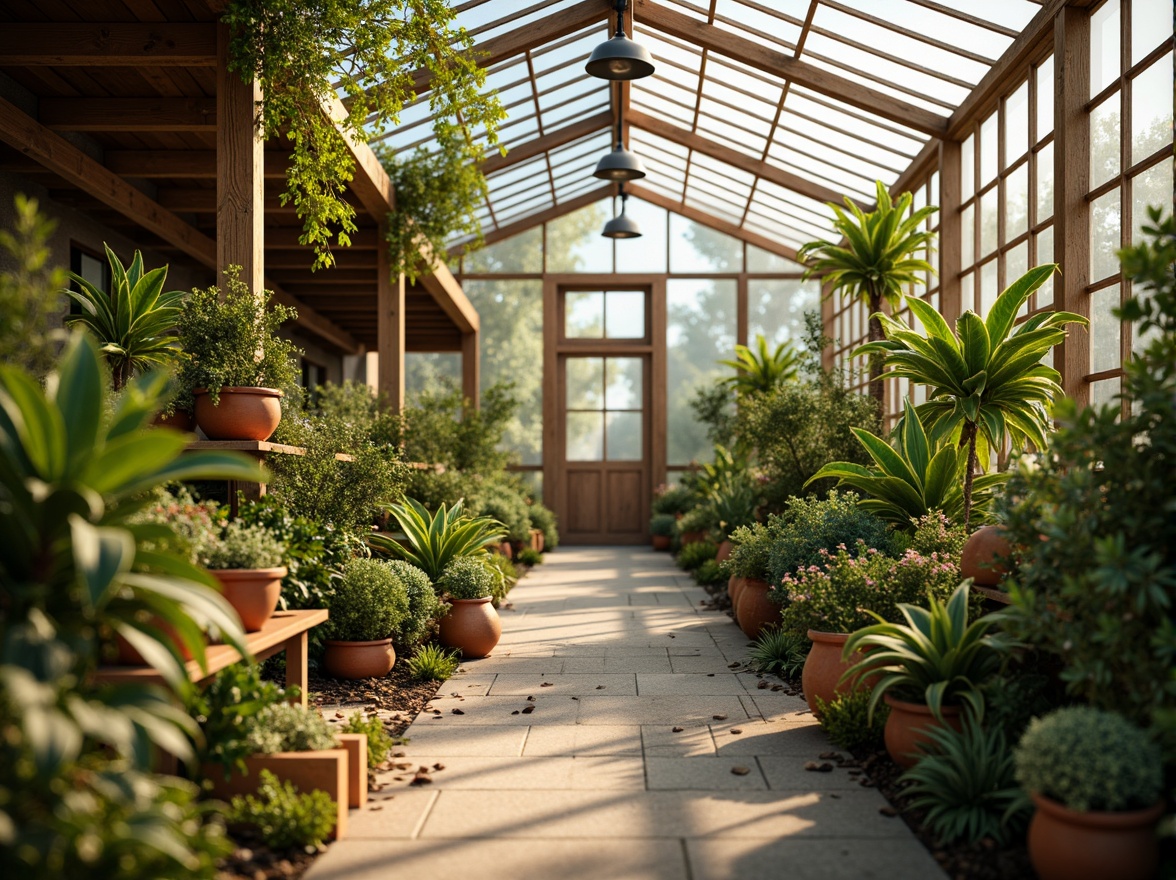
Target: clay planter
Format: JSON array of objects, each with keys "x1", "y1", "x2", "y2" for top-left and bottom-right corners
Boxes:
[
  {"x1": 322, "y1": 639, "x2": 395, "y2": 679},
  {"x1": 735, "y1": 578, "x2": 778, "y2": 640},
  {"x1": 960, "y1": 525, "x2": 1012, "y2": 586},
  {"x1": 883, "y1": 695, "x2": 963, "y2": 768},
  {"x1": 193, "y1": 386, "x2": 283, "y2": 442},
  {"x1": 652, "y1": 535, "x2": 672, "y2": 551},
  {"x1": 114, "y1": 618, "x2": 196, "y2": 665},
  {"x1": 152, "y1": 409, "x2": 194, "y2": 431},
  {"x1": 679, "y1": 530, "x2": 706, "y2": 546},
  {"x1": 495, "y1": 541, "x2": 514, "y2": 559},
  {"x1": 715, "y1": 540, "x2": 733, "y2": 563},
  {"x1": 727, "y1": 575, "x2": 746, "y2": 609},
  {"x1": 1027, "y1": 793, "x2": 1164, "y2": 880},
  {"x1": 801, "y1": 630, "x2": 875, "y2": 716},
  {"x1": 439, "y1": 597, "x2": 502, "y2": 659},
  {"x1": 213, "y1": 567, "x2": 286, "y2": 632},
  {"x1": 203, "y1": 748, "x2": 351, "y2": 839}
]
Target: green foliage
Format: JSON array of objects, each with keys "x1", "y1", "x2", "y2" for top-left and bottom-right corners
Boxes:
[
  {"x1": 516, "y1": 547, "x2": 543, "y2": 566},
  {"x1": 719, "y1": 334, "x2": 801, "y2": 398},
  {"x1": 177, "y1": 266, "x2": 301, "y2": 406},
  {"x1": 900, "y1": 715, "x2": 1030, "y2": 845},
  {"x1": 688, "y1": 382, "x2": 738, "y2": 450},
  {"x1": 813, "y1": 688, "x2": 888, "y2": 751},
  {"x1": 980, "y1": 669, "x2": 1058, "y2": 743},
  {"x1": 809, "y1": 397, "x2": 1006, "y2": 528},
  {"x1": 856, "y1": 264, "x2": 1085, "y2": 528},
  {"x1": 244, "y1": 703, "x2": 337, "y2": 754},
  {"x1": 748, "y1": 628, "x2": 808, "y2": 679},
  {"x1": 201, "y1": 520, "x2": 286, "y2": 570},
  {"x1": 675, "y1": 504, "x2": 716, "y2": 537},
  {"x1": 0, "y1": 194, "x2": 65, "y2": 377},
  {"x1": 382, "y1": 560, "x2": 439, "y2": 650},
  {"x1": 64, "y1": 244, "x2": 185, "y2": 391},
  {"x1": 226, "y1": 769, "x2": 336, "y2": 851},
  {"x1": 370, "y1": 498, "x2": 505, "y2": 582},
  {"x1": 652, "y1": 483, "x2": 698, "y2": 516},
  {"x1": 439, "y1": 556, "x2": 496, "y2": 600},
  {"x1": 407, "y1": 643, "x2": 460, "y2": 682},
  {"x1": 189, "y1": 664, "x2": 292, "y2": 775},
  {"x1": 650, "y1": 513, "x2": 677, "y2": 537},
  {"x1": 472, "y1": 482, "x2": 532, "y2": 543},
  {"x1": 1014, "y1": 707, "x2": 1163, "y2": 812},
  {"x1": 326, "y1": 558, "x2": 409, "y2": 642},
  {"x1": 724, "y1": 521, "x2": 775, "y2": 581},
  {"x1": 706, "y1": 471, "x2": 761, "y2": 539},
  {"x1": 343, "y1": 711, "x2": 394, "y2": 768},
  {"x1": 481, "y1": 552, "x2": 518, "y2": 604},
  {"x1": 400, "y1": 381, "x2": 519, "y2": 474},
  {"x1": 765, "y1": 491, "x2": 893, "y2": 584},
  {"x1": 693, "y1": 558, "x2": 726, "y2": 588},
  {"x1": 843, "y1": 583, "x2": 1005, "y2": 723},
  {"x1": 677, "y1": 540, "x2": 718, "y2": 572},
  {"x1": 222, "y1": 0, "x2": 504, "y2": 276},
  {"x1": 528, "y1": 502, "x2": 559, "y2": 550},
  {"x1": 131, "y1": 485, "x2": 223, "y2": 564}
]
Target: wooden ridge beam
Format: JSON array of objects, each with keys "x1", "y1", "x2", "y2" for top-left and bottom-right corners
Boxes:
[
  {"x1": 634, "y1": 0, "x2": 949, "y2": 137},
  {"x1": 627, "y1": 110, "x2": 848, "y2": 207},
  {"x1": 483, "y1": 111, "x2": 614, "y2": 176},
  {"x1": 40, "y1": 98, "x2": 217, "y2": 132},
  {"x1": 0, "y1": 23, "x2": 217, "y2": 66},
  {"x1": 104, "y1": 150, "x2": 294, "y2": 179}
]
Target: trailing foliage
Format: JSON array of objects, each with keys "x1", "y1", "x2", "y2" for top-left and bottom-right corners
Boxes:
[
  {"x1": 226, "y1": 769, "x2": 336, "y2": 851},
  {"x1": 343, "y1": 711, "x2": 395, "y2": 768},
  {"x1": 719, "y1": 334, "x2": 800, "y2": 398},
  {"x1": 439, "y1": 556, "x2": 496, "y2": 600},
  {"x1": 0, "y1": 194, "x2": 65, "y2": 377},
  {"x1": 748, "y1": 628, "x2": 809, "y2": 680},
  {"x1": 813, "y1": 688, "x2": 889, "y2": 751},
  {"x1": 326, "y1": 558, "x2": 409, "y2": 642},
  {"x1": 370, "y1": 498, "x2": 505, "y2": 582},
  {"x1": 407, "y1": 643, "x2": 460, "y2": 682},
  {"x1": 244, "y1": 703, "x2": 338, "y2": 754}
]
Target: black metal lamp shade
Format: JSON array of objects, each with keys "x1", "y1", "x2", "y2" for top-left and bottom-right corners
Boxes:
[
  {"x1": 585, "y1": 31, "x2": 655, "y2": 80},
  {"x1": 602, "y1": 195, "x2": 642, "y2": 238},
  {"x1": 593, "y1": 142, "x2": 647, "y2": 180}
]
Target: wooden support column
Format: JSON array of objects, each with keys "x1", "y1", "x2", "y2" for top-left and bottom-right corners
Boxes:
[
  {"x1": 938, "y1": 139, "x2": 962, "y2": 325},
  {"x1": 216, "y1": 23, "x2": 263, "y2": 291},
  {"x1": 377, "y1": 222, "x2": 405, "y2": 412},
  {"x1": 462, "y1": 330, "x2": 480, "y2": 408},
  {"x1": 1053, "y1": 6, "x2": 1091, "y2": 408}
]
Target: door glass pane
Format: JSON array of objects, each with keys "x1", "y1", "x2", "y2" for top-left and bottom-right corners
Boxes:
[
  {"x1": 605, "y1": 291, "x2": 646, "y2": 338},
  {"x1": 606, "y1": 412, "x2": 642, "y2": 461},
  {"x1": 566, "y1": 292, "x2": 604, "y2": 338},
  {"x1": 605, "y1": 358, "x2": 643, "y2": 410},
  {"x1": 566, "y1": 357, "x2": 603, "y2": 409},
  {"x1": 566, "y1": 411, "x2": 603, "y2": 461}
]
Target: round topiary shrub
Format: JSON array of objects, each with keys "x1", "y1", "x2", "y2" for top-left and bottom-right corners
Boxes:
[
  {"x1": 439, "y1": 556, "x2": 496, "y2": 600},
  {"x1": 327, "y1": 558, "x2": 409, "y2": 642},
  {"x1": 383, "y1": 559, "x2": 440, "y2": 649}
]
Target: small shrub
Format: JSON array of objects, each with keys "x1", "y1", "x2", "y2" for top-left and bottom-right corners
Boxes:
[
  {"x1": 1014, "y1": 707, "x2": 1163, "y2": 812},
  {"x1": 766, "y1": 490, "x2": 893, "y2": 583},
  {"x1": 516, "y1": 547, "x2": 543, "y2": 566},
  {"x1": 813, "y1": 688, "x2": 888, "y2": 750},
  {"x1": 326, "y1": 558, "x2": 409, "y2": 642},
  {"x1": 748, "y1": 628, "x2": 808, "y2": 679},
  {"x1": 226, "y1": 769, "x2": 336, "y2": 850},
  {"x1": 676, "y1": 540, "x2": 717, "y2": 571},
  {"x1": 473, "y1": 485, "x2": 532, "y2": 543},
  {"x1": 528, "y1": 502, "x2": 559, "y2": 550},
  {"x1": 693, "y1": 558, "x2": 726, "y2": 587},
  {"x1": 244, "y1": 703, "x2": 337, "y2": 754},
  {"x1": 481, "y1": 552, "x2": 517, "y2": 603},
  {"x1": 651, "y1": 483, "x2": 696, "y2": 516},
  {"x1": 440, "y1": 556, "x2": 496, "y2": 600},
  {"x1": 981, "y1": 669, "x2": 1059, "y2": 742},
  {"x1": 408, "y1": 643, "x2": 460, "y2": 681},
  {"x1": 201, "y1": 520, "x2": 286, "y2": 570},
  {"x1": 343, "y1": 712, "x2": 394, "y2": 769},
  {"x1": 649, "y1": 513, "x2": 677, "y2": 537},
  {"x1": 900, "y1": 716, "x2": 1030, "y2": 846},
  {"x1": 676, "y1": 505, "x2": 715, "y2": 537},
  {"x1": 190, "y1": 664, "x2": 293, "y2": 774},
  {"x1": 383, "y1": 560, "x2": 439, "y2": 650},
  {"x1": 724, "y1": 520, "x2": 776, "y2": 580}
]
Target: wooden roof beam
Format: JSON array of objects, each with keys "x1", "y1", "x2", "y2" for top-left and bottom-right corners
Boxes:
[
  {"x1": 40, "y1": 98, "x2": 216, "y2": 132},
  {"x1": 451, "y1": 184, "x2": 616, "y2": 256},
  {"x1": 320, "y1": 95, "x2": 396, "y2": 220},
  {"x1": 482, "y1": 111, "x2": 614, "y2": 176},
  {"x1": 105, "y1": 150, "x2": 294, "y2": 178},
  {"x1": 0, "y1": 23, "x2": 217, "y2": 66},
  {"x1": 633, "y1": 0, "x2": 949, "y2": 137},
  {"x1": 416, "y1": 249, "x2": 479, "y2": 334}
]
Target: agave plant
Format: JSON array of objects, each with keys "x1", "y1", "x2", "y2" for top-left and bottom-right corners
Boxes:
[
  {"x1": 840, "y1": 582, "x2": 1006, "y2": 723},
  {"x1": 719, "y1": 334, "x2": 800, "y2": 398},
  {"x1": 369, "y1": 497, "x2": 505, "y2": 582},
  {"x1": 798, "y1": 180, "x2": 938, "y2": 409},
  {"x1": 806, "y1": 396, "x2": 1007, "y2": 528},
  {"x1": 64, "y1": 245, "x2": 186, "y2": 391},
  {"x1": 855, "y1": 264, "x2": 1086, "y2": 528}
]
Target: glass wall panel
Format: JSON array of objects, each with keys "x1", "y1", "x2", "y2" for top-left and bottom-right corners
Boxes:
[
  {"x1": 748, "y1": 279, "x2": 821, "y2": 346},
  {"x1": 405, "y1": 353, "x2": 461, "y2": 400},
  {"x1": 669, "y1": 214, "x2": 744, "y2": 272},
  {"x1": 615, "y1": 200, "x2": 668, "y2": 273},
  {"x1": 1131, "y1": 53, "x2": 1173, "y2": 162},
  {"x1": 566, "y1": 291, "x2": 604, "y2": 337},
  {"x1": 462, "y1": 226, "x2": 542, "y2": 273},
  {"x1": 746, "y1": 245, "x2": 805, "y2": 274},
  {"x1": 546, "y1": 202, "x2": 612, "y2": 273}
]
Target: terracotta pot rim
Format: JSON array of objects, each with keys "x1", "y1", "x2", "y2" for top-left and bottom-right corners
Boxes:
[
  {"x1": 883, "y1": 693, "x2": 963, "y2": 716},
  {"x1": 448, "y1": 596, "x2": 493, "y2": 605},
  {"x1": 324, "y1": 638, "x2": 393, "y2": 648},
  {"x1": 211, "y1": 566, "x2": 288, "y2": 579},
  {"x1": 193, "y1": 386, "x2": 284, "y2": 398},
  {"x1": 1030, "y1": 793, "x2": 1166, "y2": 827},
  {"x1": 807, "y1": 629, "x2": 851, "y2": 644}
]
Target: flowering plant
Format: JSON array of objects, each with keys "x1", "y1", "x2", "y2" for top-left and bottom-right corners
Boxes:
[{"x1": 131, "y1": 486, "x2": 222, "y2": 563}]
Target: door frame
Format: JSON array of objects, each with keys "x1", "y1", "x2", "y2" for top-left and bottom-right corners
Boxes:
[{"x1": 543, "y1": 275, "x2": 667, "y2": 544}]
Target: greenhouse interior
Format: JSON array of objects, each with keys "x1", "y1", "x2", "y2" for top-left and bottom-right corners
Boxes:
[{"x1": 0, "y1": 0, "x2": 1172, "y2": 878}]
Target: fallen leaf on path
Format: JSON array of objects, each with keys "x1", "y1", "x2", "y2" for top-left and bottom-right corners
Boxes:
[
  {"x1": 521, "y1": 705, "x2": 535, "y2": 714},
  {"x1": 672, "y1": 726, "x2": 684, "y2": 732},
  {"x1": 712, "y1": 714, "x2": 728, "y2": 721},
  {"x1": 731, "y1": 766, "x2": 751, "y2": 776},
  {"x1": 804, "y1": 761, "x2": 834, "y2": 773},
  {"x1": 451, "y1": 708, "x2": 465, "y2": 715}
]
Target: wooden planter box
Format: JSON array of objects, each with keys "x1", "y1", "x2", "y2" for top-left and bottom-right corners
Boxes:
[
  {"x1": 529, "y1": 528, "x2": 545, "y2": 553},
  {"x1": 336, "y1": 733, "x2": 368, "y2": 809}
]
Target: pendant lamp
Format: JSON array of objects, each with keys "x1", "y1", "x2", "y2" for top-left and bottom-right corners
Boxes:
[
  {"x1": 602, "y1": 188, "x2": 641, "y2": 239},
  {"x1": 586, "y1": 0, "x2": 655, "y2": 80}
]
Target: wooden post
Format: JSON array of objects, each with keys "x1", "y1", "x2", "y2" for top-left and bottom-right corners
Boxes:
[
  {"x1": 462, "y1": 330, "x2": 480, "y2": 408},
  {"x1": 938, "y1": 139, "x2": 963, "y2": 325},
  {"x1": 1053, "y1": 7, "x2": 1091, "y2": 409},
  {"x1": 377, "y1": 222, "x2": 405, "y2": 412},
  {"x1": 216, "y1": 23, "x2": 263, "y2": 291}
]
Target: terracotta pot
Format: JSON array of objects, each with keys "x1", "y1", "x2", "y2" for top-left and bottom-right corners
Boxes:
[
  {"x1": 801, "y1": 630, "x2": 875, "y2": 716},
  {"x1": 438, "y1": 597, "x2": 502, "y2": 658},
  {"x1": 652, "y1": 534, "x2": 672, "y2": 551},
  {"x1": 193, "y1": 386, "x2": 283, "y2": 442},
  {"x1": 152, "y1": 409, "x2": 194, "y2": 431},
  {"x1": 960, "y1": 524, "x2": 1012, "y2": 586},
  {"x1": 735, "y1": 578, "x2": 778, "y2": 640},
  {"x1": 213, "y1": 567, "x2": 286, "y2": 632},
  {"x1": 203, "y1": 748, "x2": 350, "y2": 839},
  {"x1": 883, "y1": 694, "x2": 963, "y2": 768},
  {"x1": 727, "y1": 575, "x2": 746, "y2": 609},
  {"x1": 114, "y1": 618, "x2": 196, "y2": 665},
  {"x1": 715, "y1": 540, "x2": 733, "y2": 563},
  {"x1": 495, "y1": 541, "x2": 514, "y2": 559},
  {"x1": 1027, "y1": 793, "x2": 1164, "y2": 880},
  {"x1": 679, "y1": 530, "x2": 706, "y2": 546},
  {"x1": 322, "y1": 639, "x2": 395, "y2": 679}
]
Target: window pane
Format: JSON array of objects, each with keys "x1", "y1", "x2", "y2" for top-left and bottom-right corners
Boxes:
[
  {"x1": 605, "y1": 291, "x2": 646, "y2": 338},
  {"x1": 1090, "y1": 0, "x2": 1122, "y2": 96},
  {"x1": 980, "y1": 112, "x2": 998, "y2": 184},
  {"x1": 1089, "y1": 375, "x2": 1121, "y2": 408},
  {"x1": 1131, "y1": 53, "x2": 1173, "y2": 163},
  {"x1": 1036, "y1": 142, "x2": 1054, "y2": 222},
  {"x1": 615, "y1": 199, "x2": 668, "y2": 273},
  {"x1": 1005, "y1": 81, "x2": 1029, "y2": 164},
  {"x1": 606, "y1": 412, "x2": 642, "y2": 461},
  {"x1": 669, "y1": 214, "x2": 743, "y2": 273},
  {"x1": 979, "y1": 259, "x2": 998, "y2": 315},
  {"x1": 1007, "y1": 241, "x2": 1029, "y2": 308},
  {"x1": 960, "y1": 271, "x2": 974, "y2": 315},
  {"x1": 546, "y1": 202, "x2": 612, "y2": 273},
  {"x1": 961, "y1": 203, "x2": 975, "y2": 267},
  {"x1": 605, "y1": 357, "x2": 643, "y2": 410},
  {"x1": 1091, "y1": 187, "x2": 1122, "y2": 282},
  {"x1": 748, "y1": 279, "x2": 821, "y2": 346},
  {"x1": 463, "y1": 227, "x2": 542, "y2": 273},
  {"x1": 961, "y1": 134, "x2": 975, "y2": 201},
  {"x1": 566, "y1": 291, "x2": 604, "y2": 338},
  {"x1": 566, "y1": 411, "x2": 603, "y2": 461},
  {"x1": 1132, "y1": 0, "x2": 1170, "y2": 64},
  {"x1": 1090, "y1": 284, "x2": 1121, "y2": 373},
  {"x1": 747, "y1": 245, "x2": 804, "y2": 273},
  {"x1": 1133, "y1": 160, "x2": 1175, "y2": 244},
  {"x1": 1035, "y1": 225, "x2": 1055, "y2": 307},
  {"x1": 566, "y1": 357, "x2": 603, "y2": 410},
  {"x1": 1090, "y1": 96, "x2": 1121, "y2": 187},
  {"x1": 1005, "y1": 163, "x2": 1029, "y2": 239},
  {"x1": 980, "y1": 187, "x2": 998, "y2": 257},
  {"x1": 1035, "y1": 55, "x2": 1054, "y2": 139}
]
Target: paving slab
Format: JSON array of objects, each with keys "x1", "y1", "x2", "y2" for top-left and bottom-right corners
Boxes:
[
  {"x1": 375, "y1": 755, "x2": 645, "y2": 790},
  {"x1": 636, "y1": 673, "x2": 752, "y2": 696},
  {"x1": 522, "y1": 724, "x2": 644, "y2": 756},
  {"x1": 644, "y1": 757, "x2": 769, "y2": 791},
  {"x1": 488, "y1": 672, "x2": 637, "y2": 696},
  {"x1": 573, "y1": 694, "x2": 751, "y2": 725},
  {"x1": 686, "y1": 837, "x2": 948, "y2": 880}
]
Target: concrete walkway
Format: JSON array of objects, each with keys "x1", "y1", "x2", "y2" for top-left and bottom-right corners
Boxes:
[{"x1": 307, "y1": 547, "x2": 946, "y2": 880}]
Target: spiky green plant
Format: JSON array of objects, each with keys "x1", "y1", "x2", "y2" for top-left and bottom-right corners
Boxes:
[
  {"x1": 369, "y1": 497, "x2": 504, "y2": 582},
  {"x1": 747, "y1": 628, "x2": 808, "y2": 679},
  {"x1": 719, "y1": 334, "x2": 800, "y2": 398},
  {"x1": 407, "y1": 643, "x2": 460, "y2": 682}
]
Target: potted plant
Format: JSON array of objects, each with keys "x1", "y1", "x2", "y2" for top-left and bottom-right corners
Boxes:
[
  {"x1": 959, "y1": 524, "x2": 1012, "y2": 586},
  {"x1": 840, "y1": 582, "x2": 1004, "y2": 768},
  {"x1": 437, "y1": 556, "x2": 501, "y2": 659},
  {"x1": 178, "y1": 265, "x2": 300, "y2": 441},
  {"x1": 322, "y1": 558, "x2": 409, "y2": 679},
  {"x1": 1014, "y1": 707, "x2": 1164, "y2": 880},
  {"x1": 201, "y1": 520, "x2": 288, "y2": 632},
  {"x1": 370, "y1": 497, "x2": 505, "y2": 582},
  {"x1": 675, "y1": 505, "x2": 713, "y2": 546},
  {"x1": 649, "y1": 513, "x2": 676, "y2": 551},
  {"x1": 723, "y1": 521, "x2": 773, "y2": 614},
  {"x1": 706, "y1": 472, "x2": 759, "y2": 562}
]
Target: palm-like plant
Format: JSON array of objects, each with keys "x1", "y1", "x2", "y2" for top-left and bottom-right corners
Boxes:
[
  {"x1": 806, "y1": 396, "x2": 1007, "y2": 527},
  {"x1": 369, "y1": 497, "x2": 505, "y2": 582},
  {"x1": 854, "y1": 264, "x2": 1086, "y2": 529},
  {"x1": 64, "y1": 245, "x2": 186, "y2": 391},
  {"x1": 798, "y1": 180, "x2": 938, "y2": 410},
  {"x1": 719, "y1": 335, "x2": 800, "y2": 398}
]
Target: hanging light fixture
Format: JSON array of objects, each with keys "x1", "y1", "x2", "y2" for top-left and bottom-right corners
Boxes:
[
  {"x1": 594, "y1": 99, "x2": 645, "y2": 181},
  {"x1": 586, "y1": 0, "x2": 655, "y2": 80},
  {"x1": 602, "y1": 186, "x2": 642, "y2": 239}
]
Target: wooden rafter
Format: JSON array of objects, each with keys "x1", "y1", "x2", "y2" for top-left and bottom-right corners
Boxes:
[
  {"x1": 104, "y1": 150, "x2": 294, "y2": 178},
  {"x1": 0, "y1": 23, "x2": 217, "y2": 66},
  {"x1": 453, "y1": 184, "x2": 615, "y2": 256},
  {"x1": 39, "y1": 98, "x2": 216, "y2": 132},
  {"x1": 482, "y1": 112, "x2": 613, "y2": 176}
]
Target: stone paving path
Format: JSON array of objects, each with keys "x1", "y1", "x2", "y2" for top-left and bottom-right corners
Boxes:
[{"x1": 308, "y1": 547, "x2": 946, "y2": 880}]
